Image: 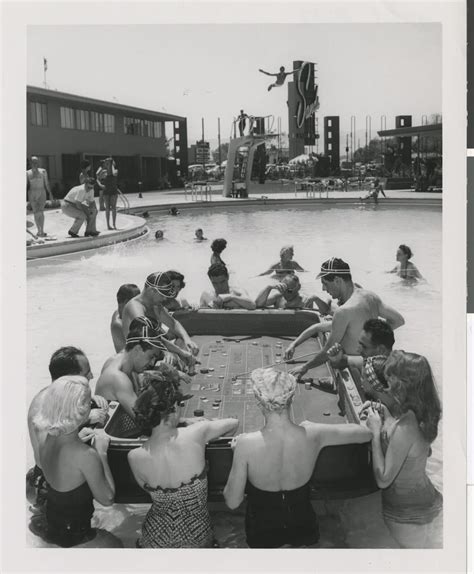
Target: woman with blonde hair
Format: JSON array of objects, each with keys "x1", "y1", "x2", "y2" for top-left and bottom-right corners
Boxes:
[
  {"x1": 258, "y1": 245, "x2": 305, "y2": 278},
  {"x1": 128, "y1": 365, "x2": 238, "y2": 548},
  {"x1": 362, "y1": 350, "x2": 442, "y2": 548},
  {"x1": 224, "y1": 368, "x2": 371, "y2": 548},
  {"x1": 32, "y1": 375, "x2": 118, "y2": 547}
]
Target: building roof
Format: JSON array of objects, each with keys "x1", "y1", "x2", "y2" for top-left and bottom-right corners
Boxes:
[
  {"x1": 377, "y1": 124, "x2": 442, "y2": 138},
  {"x1": 27, "y1": 85, "x2": 186, "y2": 122}
]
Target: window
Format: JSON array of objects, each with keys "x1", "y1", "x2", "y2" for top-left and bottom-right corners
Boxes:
[
  {"x1": 327, "y1": 119, "x2": 332, "y2": 127},
  {"x1": 327, "y1": 132, "x2": 332, "y2": 140},
  {"x1": 30, "y1": 102, "x2": 48, "y2": 126},
  {"x1": 60, "y1": 106, "x2": 75, "y2": 129},
  {"x1": 75, "y1": 109, "x2": 90, "y2": 131},
  {"x1": 124, "y1": 117, "x2": 164, "y2": 138},
  {"x1": 91, "y1": 111, "x2": 103, "y2": 132},
  {"x1": 104, "y1": 114, "x2": 115, "y2": 133},
  {"x1": 328, "y1": 143, "x2": 332, "y2": 151}
]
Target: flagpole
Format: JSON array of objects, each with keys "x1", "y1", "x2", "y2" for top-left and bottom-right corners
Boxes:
[{"x1": 43, "y1": 57, "x2": 48, "y2": 89}]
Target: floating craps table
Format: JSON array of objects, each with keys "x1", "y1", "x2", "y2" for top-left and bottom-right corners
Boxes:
[{"x1": 105, "y1": 310, "x2": 376, "y2": 502}]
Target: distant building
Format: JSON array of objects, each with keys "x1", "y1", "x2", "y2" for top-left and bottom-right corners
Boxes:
[
  {"x1": 188, "y1": 140, "x2": 211, "y2": 165},
  {"x1": 27, "y1": 85, "x2": 188, "y2": 195}
]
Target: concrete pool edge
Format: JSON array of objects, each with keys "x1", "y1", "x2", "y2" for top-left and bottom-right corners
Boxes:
[
  {"x1": 27, "y1": 213, "x2": 148, "y2": 260},
  {"x1": 126, "y1": 196, "x2": 442, "y2": 215}
]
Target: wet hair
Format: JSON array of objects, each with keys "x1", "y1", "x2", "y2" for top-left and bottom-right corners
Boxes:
[
  {"x1": 398, "y1": 245, "x2": 413, "y2": 259},
  {"x1": 280, "y1": 245, "x2": 294, "y2": 259},
  {"x1": 133, "y1": 365, "x2": 192, "y2": 429},
  {"x1": 208, "y1": 263, "x2": 229, "y2": 279},
  {"x1": 116, "y1": 283, "x2": 140, "y2": 305},
  {"x1": 155, "y1": 230, "x2": 164, "y2": 239},
  {"x1": 195, "y1": 228, "x2": 203, "y2": 234},
  {"x1": 363, "y1": 319, "x2": 395, "y2": 351},
  {"x1": 49, "y1": 346, "x2": 86, "y2": 381},
  {"x1": 33, "y1": 375, "x2": 91, "y2": 436},
  {"x1": 251, "y1": 368, "x2": 296, "y2": 413},
  {"x1": 211, "y1": 238, "x2": 227, "y2": 254},
  {"x1": 125, "y1": 317, "x2": 162, "y2": 352},
  {"x1": 165, "y1": 270, "x2": 186, "y2": 290},
  {"x1": 384, "y1": 350, "x2": 441, "y2": 443}
]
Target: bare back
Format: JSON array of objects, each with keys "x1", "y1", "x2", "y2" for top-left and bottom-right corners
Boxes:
[
  {"x1": 121, "y1": 295, "x2": 151, "y2": 336},
  {"x1": 243, "y1": 423, "x2": 319, "y2": 491},
  {"x1": 337, "y1": 288, "x2": 381, "y2": 354},
  {"x1": 129, "y1": 425, "x2": 207, "y2": 489}
]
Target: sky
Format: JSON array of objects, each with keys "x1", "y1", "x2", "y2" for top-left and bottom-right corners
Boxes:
[{"x1": 27, "y1": 23, "x2": 441, "y2": 150}]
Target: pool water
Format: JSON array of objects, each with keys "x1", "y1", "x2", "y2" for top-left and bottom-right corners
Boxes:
[{"x1": 27, "y1": 203, "x2": 442, "y2": 548}]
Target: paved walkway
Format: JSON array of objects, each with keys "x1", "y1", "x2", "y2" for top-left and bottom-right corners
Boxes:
[{"x1": 27, "y1": 185, "x2": 441, "y2": 260}]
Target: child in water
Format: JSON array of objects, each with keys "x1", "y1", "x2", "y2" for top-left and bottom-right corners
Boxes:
[
  {"x1": 195, "y1": 228, "x2": 207, "y2": 241},
  {"x1": 155, "y1": 230, "x2": 164, "y2": 240}
]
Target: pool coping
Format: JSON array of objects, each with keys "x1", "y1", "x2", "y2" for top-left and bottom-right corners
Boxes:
[{"x1": 27, "y1": 195, "x2": 441, "y2": 261}]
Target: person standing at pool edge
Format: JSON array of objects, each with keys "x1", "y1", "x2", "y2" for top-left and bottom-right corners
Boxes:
[
  {"x1": 103, "y1": 157, "x2": 119, "y2": 230},
  {"x1": 27, "y1": 156, "x2": 54, "y2": 237},
  {"x1": 61, "y1": 177, "x2": 99, "y2": 238},
  {"x1": 290, "y1": 258, "x2": 405, "y2": 380}
]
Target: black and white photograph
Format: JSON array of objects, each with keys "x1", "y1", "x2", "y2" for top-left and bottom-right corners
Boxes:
[{"x1": 1, "y1": 1, "x2": 467, "y2": 572}]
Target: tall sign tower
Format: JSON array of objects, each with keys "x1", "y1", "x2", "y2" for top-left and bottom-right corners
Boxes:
[{"x1": 287, "y1": 61, "x2": 319, "y2": 159}]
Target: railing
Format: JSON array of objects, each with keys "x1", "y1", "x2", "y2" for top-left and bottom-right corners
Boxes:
[
  {"x1": 118, "y1": 190, "x2": 130, "y2": 213},
  {"x1": 184, "y1": 182, "x2": 213, "y2": 202}
]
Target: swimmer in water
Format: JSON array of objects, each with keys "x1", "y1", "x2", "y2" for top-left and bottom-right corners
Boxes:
[
  {"x1": 388, "y1": 244, "x2": 423, "y2": 280},
  {"x1": 210, "y1": 238, "x2": 227, "y2": 267},
  {"x1": 256, "y1": 274, "x2": 330, "y2": 312},
  {"x1": 169, "y1": 207, "x2": 179, "y2": 216},
  {"x1": 258, "y1": 245, "x2": 305, "y2": 277},
  {"x1": 155, "y1": 230, "x2": 164, "y2": 240},
  {"x1": 259, "y1": 65, "x2": 302, "y2": 91},
  {"x1": 195, "y1": 228, "x2": 207, "y2": 241}
]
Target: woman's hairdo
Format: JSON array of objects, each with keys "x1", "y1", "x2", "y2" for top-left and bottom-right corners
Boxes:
[
  {"x1": 133, "y1": 364, "x2": 192, "y2": 429},
  {"x1": 33, "y1": 375, "x2": 91, "y2": 436},
  {"x1": 280, "y1": 245, "x2": 293, "y2": 258},
  {"x1": 211, "y1": 238, "x2": 227, "y2": 253},
  {"x1": 251, "y1": 368, "x2": 296, "y2": 412},
  {"x1": 398, "y1": 244, "x2": 413, "y2": 259}
]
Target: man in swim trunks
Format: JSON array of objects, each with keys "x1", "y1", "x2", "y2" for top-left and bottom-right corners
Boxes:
[
  {"x1": 96, "y1": 318, "x2": 170, "y2": 419},
  {"x1": 26, "y1": 156, "x2": 54, "y2": 237},
  {"x1": 27, "y1": 347, "x2": 108, "y2": 509},
  {"x1": 200, "y1": 263, "x2": 256, "y2": 310},
  {"x1": 255, "y1": 274, "x2": 329, "y2": 311},
  {"x1": 111, "y1": 283, "x2": 141, "y2": 352},
  {"x1": 290, "y1": 257, "x2": 405, "y2": 380},
  {"x1": 121, "y1": 271, "x2": 199, "y2": 357},
  {"x1": 259, "y1": 65, "x2": 302, "y2": 91},
  {"x1": 237, "y1": 110, "x2": 248, "y2": 137}
]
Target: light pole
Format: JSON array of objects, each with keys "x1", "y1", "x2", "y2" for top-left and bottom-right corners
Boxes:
[
  {"x1": 365, "y1": 115, "x2": 371, "y2": 163},
  {"x1": 350, "y1": 115, "x2": 356, "y2": 166},
  {"x1": 380, "y1": 115, "x2": 386, "y2": 166}
]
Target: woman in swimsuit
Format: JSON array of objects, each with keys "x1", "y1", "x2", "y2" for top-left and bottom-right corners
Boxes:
[
  {"x1": 389, "y1": 244, "x2": 422, "y2": 280},
  {"x1": 259, "y1": 245, "x2": 305, "y2": 278},
  {"x1": 210, "y1": 238, "x2": 227, "y2": 267},
  {"x1": 223, "y1": 368, "x2": 371, "y2": 548},
  {"x1": 362, "y1": 351, "x2": 442, "y2": 548},
  {"x1": 128, "y1": 365, "x2": 238, "y2": 548},
  {"x1": 32, "y1": 375, "x2": 119, "y2": 547}
]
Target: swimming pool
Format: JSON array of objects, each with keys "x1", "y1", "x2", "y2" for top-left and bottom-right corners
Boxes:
[{"x1": 27, "y1": 202, "x2": 442, "y2": 547}]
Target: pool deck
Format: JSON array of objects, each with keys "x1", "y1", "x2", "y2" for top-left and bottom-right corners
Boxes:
[{"x1": 27, "y1": 186, "x2": 441, "y2": 260}]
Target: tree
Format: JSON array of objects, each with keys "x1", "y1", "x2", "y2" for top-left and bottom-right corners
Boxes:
[{"x1": 212, "y1": 142, "x2": 229, "y2": 164}]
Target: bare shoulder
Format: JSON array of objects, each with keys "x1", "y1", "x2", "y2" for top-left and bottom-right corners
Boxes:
[
  {"x1": 236, "y1": 431, "x2": 263, "y2": 450},
  {"x1": 28, "y1": 387, "x2": 48, "y2": 420}
]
